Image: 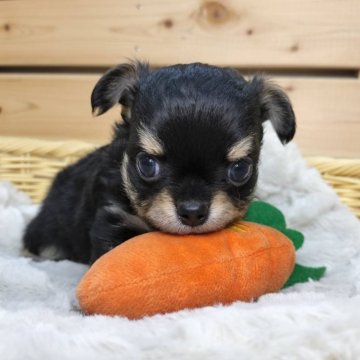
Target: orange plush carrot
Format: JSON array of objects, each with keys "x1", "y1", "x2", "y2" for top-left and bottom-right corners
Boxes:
[{"x1": 77, "y1": 222, "x2": 295, "y2": 319}]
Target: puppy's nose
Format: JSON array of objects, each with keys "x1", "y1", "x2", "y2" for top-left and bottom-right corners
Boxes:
[{"x1": 177, "y1": 201, "x2": 208, "y2": 227}]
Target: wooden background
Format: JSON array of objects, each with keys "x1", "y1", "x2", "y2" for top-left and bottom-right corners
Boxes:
[{"x1": 0, "y1": 0, "x2": 359, "y2": 157}]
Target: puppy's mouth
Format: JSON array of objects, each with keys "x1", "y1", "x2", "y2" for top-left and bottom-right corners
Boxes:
[{"x1": 137, "y1": 190, "x2": 246, "y2": 235}]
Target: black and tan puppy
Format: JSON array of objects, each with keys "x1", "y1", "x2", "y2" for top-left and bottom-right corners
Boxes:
[{"x1": 23, "y1": 62, "x2": 295, "y2": 264}]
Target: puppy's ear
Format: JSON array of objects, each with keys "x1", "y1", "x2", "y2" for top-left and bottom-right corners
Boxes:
[
  {"x1": 250, "y1": 75, "x2": 296, "y2": 144},
  {"x1": 91, "y1": 62, "x2": 146, "y2": 117}
]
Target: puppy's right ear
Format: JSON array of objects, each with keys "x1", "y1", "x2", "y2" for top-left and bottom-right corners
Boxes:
[
  {"x1": 91, "y1": 62, "x2": 145, "y2": 117},
  {"x1": 248, "y1": 75, "x2": 296, "y2": 144}
]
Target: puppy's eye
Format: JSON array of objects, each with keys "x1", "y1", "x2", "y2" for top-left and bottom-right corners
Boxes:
[
  {"x1": 136, "y1": 153, "x2": 160, "y2": 180},
  {"x1": 227, "y1": 158, "x2": 253, "y2": 186}
]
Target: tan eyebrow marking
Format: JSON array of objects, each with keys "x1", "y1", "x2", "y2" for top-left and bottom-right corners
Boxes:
[
  {"x1": 227, "y1": 136, "x2": 253, "y2": 161},
  {"x1": 121, "y1": 153, "x2": 138, "y2": 204},
  {"x1": 138, "y1": 126, "x2": 164, "y2": 156}
]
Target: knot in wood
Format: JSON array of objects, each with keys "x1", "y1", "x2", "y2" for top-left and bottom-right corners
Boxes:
[{"x1": 199, "y1": 1, "x2": 230, "y2": 25}]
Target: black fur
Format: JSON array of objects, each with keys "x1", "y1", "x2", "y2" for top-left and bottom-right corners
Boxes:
[{"x1": 23, "y1": 62, "x2": 296, "y2": 264}]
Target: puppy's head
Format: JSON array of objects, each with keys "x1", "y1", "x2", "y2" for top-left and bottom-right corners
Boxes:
[{"x1": 92, "y1": 62, "x2": 295, "y2": 234}]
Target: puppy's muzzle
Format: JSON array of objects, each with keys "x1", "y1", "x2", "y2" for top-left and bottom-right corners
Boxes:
[{"x1": 176, "y1": 200, "x2": 209, "y2": 227}]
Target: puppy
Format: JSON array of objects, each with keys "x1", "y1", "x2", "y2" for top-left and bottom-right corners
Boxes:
[{"x1": 23, "y1": 62, "x2": 295, "y2": 264}]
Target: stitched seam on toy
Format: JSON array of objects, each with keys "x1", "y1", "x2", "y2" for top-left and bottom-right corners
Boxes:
[
  {"x1": 101, "y1": 244, "x2": 291, "y2": 291},
  {"x1": 229, "y1": 223, "x2": 249, "y2": 233}
]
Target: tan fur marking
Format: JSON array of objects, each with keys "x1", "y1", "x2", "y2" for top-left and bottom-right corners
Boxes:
[
  {"x1": 105, "y1": 202, "x2": 152, "y2": 232},
  {"x1": 227, "y1": 136, "x2": 253, "y2": 161},
  {"x1": 138, "y1": 127, "x2": 164, "y2": 156},
  {"x1": 121, "y1": 153, "x2": 138, "y2": 204},
  {"x1": 143, "y1": 190, "x2": 245, "y2": 234}
]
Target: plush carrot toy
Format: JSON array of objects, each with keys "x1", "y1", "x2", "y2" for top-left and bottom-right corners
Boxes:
[{"x1": 77, "y1": 201, "x2": 325, "y2": 319}]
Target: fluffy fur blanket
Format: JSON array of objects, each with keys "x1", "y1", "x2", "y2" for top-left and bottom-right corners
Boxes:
[{"x1": 1, "y1": 123, "x2": 359, "y2": 360}]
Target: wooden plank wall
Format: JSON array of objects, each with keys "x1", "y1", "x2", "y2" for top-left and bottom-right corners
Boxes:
[{"x1": 0, "y1": 0, "x2": 359, "y2": 157}]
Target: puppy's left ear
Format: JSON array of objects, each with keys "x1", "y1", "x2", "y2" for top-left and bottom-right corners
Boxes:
[
  {"x1": 91, "y1": 62, "x2": 148, "y2": 118},
  {"x1": 250, "y1": 75, "x2": 296, "y2": 144}
]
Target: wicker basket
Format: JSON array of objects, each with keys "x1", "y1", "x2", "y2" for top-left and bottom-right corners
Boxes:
[
  {"x1": 0, "y1": 137, "x2": 96, "y2": 203},
  {"x1": 1, "y1": 136, "x2": 359, "y2": 218}
]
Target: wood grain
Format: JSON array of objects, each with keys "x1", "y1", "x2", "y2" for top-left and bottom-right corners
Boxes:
[
  {"x1": 0, "y1": 73, "x2": 359, "y2": 157},
  {"x1": 0, "y1": 74, "x2": 118, "y2": 143},
  {"x1": 276, "y1": 76, "x2": 360, "y2": 158},
  {"x1": 0, "y1": 0, "x2": 359, "y2": 68}
]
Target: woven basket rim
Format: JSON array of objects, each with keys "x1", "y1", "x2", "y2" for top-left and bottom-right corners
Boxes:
[
  {"x1": 307, "y1": 157, "x2": 360, "y2": 177},
  {"x1": 0, "y1": 136, "x2": 96, "y2": 158}
]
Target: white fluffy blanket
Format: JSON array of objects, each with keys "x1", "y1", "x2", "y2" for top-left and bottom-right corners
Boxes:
[{"x1": 1, "y1": 124, "x2": 359, "y2": 360}]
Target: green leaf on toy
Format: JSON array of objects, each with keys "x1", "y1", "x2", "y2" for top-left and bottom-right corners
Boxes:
[
  {"x1": 283, "y1": 264, "x2": 327, "y2": 288},
  {"x1": 244, "y1": 201, "x2": 304, "y2": 250},
  {"x1": 244, "y1": 201, "x2": 286, "y2": 230},
  {"x1": 244, "y1": 200, "x2": 326, "y2": 288},
  {"x1": 281, "y1": 229, "x2": 304, "y2": 251}
]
